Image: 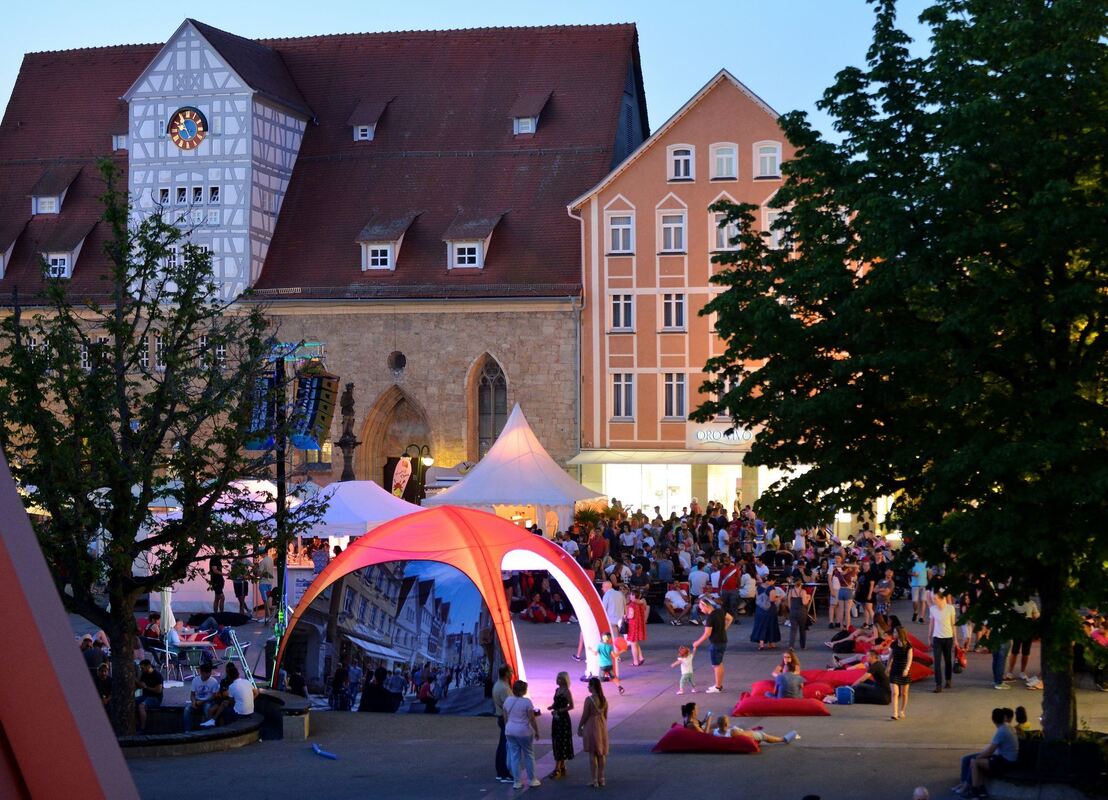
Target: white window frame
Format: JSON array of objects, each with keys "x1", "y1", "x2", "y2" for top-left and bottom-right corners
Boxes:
[
  {"x1": 513, "y1": 116, "x2": 537, "y2": 135},
  {"x1": 713, "y1": 211, "x2": 739, "y2": 251},
  {"x1": 138, "y1": 335, "x2": 149, "y2": 370},
  {"x1": 154, "y1": 334, "x2": 166, "y2": 371},
  {"x1": 710, "y1": 143, "x2": 738, "y2": 180},
  {"x1": 361, "y1": 242, "x2": 394, "y2": 271},
  {"x1": 667, "y1": 144, "x2": 695, "y2": 181},
  {"x1": 353, "y1": 124, "x2": 376, "y2": 141},
  {"x1": 448, "y1": 241, "x2": 483, "y2": 269},
  {"x1": 33, "y1": 196, "x2": 58, "y2": 215},
  {"x1": 208, "y1": 186, "x2": 220, "y2": 204},
  {"x1": 664, "y1": 372, "x2": 687, "y2": 419},
  {"x1": 607, "y1": 213, "x2": 634, "y2": 254},
  {"x1": 662, "y1": 293, "x2": 686, "y2": 331},
  {"x1": 754, "y1": 141, "x2": 782, "y2": 179},
  {"x1": 612, "y1": 373, "x2": 634, "y2": 420},
  {"x1": 610, "y1": 293, "x2": 633, "y2": 331},
  {"x1": 766, "y1": 209, "x2": 785, "y2": 249},
  {"x1": 158, "y1": 188, "x2": 170, "y2": 205},
  {"x1": 46, "y1": 252, "x2": 70, "y2": 279},
  {"x1": 112, "y1": 134, "x2": 127, "y2": 151},
  {"x1": 715, "y1": 374, "x2": 741, "y2": 420},
  {"x1": 190, "y1": 209, "x2": 204, "y2": 224},
  {"x1": 192, "y1": 186, "x2": 203, "y2": 205},
  {"x1": 660, "y1": 212, "x2": 686, "y2": 253},
  {"x1": 206, "y1": 209, "x2": 220, "y2": 225},
  {"x1": 176, "y1": 187, "x2": 187, "y2": 205}
]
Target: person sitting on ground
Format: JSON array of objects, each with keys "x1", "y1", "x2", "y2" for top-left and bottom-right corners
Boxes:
[
  {"x1": 848, "y1": 649, "x2": 892, "y2": 705},
  {"x1": 135, "y1": 659, "x2": 163, "y2": 732},
  {"x1": 711, "y1": 714, "x2": 798, "y2": 744},
  {"x1": 549, "y1": 592, "x2": 573, "y2": 622},
  {"x1": 183, "y1": 662, "x2": 220, "y2": 730},
  {"x1": 521, "y1": 593, "x2": 554, "y2": 623},
  {"x1": 94, "y1": 662, "x2": 112, "y2": 710},
  {"x1": 665, "y1": 582, "x2": 692, "y2": 626},
  {"x1": 1014, "y1": 706, "x2": 1033, "y2": 736},
  {"x1": 768, "y1": 660, "x2": 806, "y2": 699},
  {"x1": 952, "y1": 707, "x2": 1019, "y2": 798}
]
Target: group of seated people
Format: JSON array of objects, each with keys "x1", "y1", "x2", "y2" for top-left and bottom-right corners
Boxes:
[
  {"x1": 510, "y1": 573, "x2": 576, "y2": 623},
  {"x1": 183, "y1": 661, "x2": 259, "y2": 731},
  {"x1": 952, "y1": 707, "x2": 1028, "y2": 798},
  {"x1": 680, "y1": 701, "x2": 799, "y2": 744}
]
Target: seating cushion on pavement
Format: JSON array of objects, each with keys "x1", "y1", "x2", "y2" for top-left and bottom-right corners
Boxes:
[
  {"x1": 652, "y1": 724, "x2": 760, "y2": 754},
  {"x1": 731, "y1": 696, "x2": 830, "y2": 717},
  {"x1": 747, "y1": 679, "x2": 834, "y2": 700}
]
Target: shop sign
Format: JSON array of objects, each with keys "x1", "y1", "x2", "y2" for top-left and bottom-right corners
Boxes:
[{"x1": 685, "y1": 423, "x2": 754, "y2": 449}]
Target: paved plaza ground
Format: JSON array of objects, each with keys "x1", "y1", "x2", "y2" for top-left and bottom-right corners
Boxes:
[{"x1": 127, "y1": 600, "x2": 1108, "y2": 800}]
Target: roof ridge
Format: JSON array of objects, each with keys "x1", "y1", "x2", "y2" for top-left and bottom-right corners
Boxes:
[{"x1": 24, "y1": 42, "x2": 161, "y2": 57}]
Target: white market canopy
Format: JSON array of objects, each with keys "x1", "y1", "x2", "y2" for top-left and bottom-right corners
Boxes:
[
  {"x1": 313, "y1": 480, "x2": 421, "y2": 536},
  {"x1": 423, "y1": 404, "x2": 601, "y2": 533}
]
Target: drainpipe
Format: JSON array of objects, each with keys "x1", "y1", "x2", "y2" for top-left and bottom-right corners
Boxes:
[{"x1": 566, "y1": 205, "x2": 585, "y2": 483}]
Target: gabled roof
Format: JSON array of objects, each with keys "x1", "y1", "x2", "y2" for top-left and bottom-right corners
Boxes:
[
  {"x1": 0, "y1": 216, "x2": 29, "y2": 254},
  {"x1": 355, "y1": 212, "x2": 419, "y2": 243},
  {"x1": 507, "y1": 90, "x2": 551, "y2": 119},
  {"x1": 346, "y1": 98, "x2": 391, "y2": 127},
  {"x1": 39, "y1": 220, "x2": 96, "y2": 253},
  {"x1": 569, "y1": 68, "x2": 780, "y2": 210},
  {"x1": 29, "y1": 164, "x2": 82, "y2": 197},
  {"x1": 442, "y1": 213, "x2": 503, "y2": 241}
]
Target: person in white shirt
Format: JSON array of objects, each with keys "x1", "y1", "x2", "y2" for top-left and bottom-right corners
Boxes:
[
  {"x1": 601, "y1": 581, "x2": 626, "y2": 630},
  {"x1": 619, "y1": 528, "x2": 637, "y2": 551},
  {"x1": 716, "y1": 526, "x2": 729, "y2": 552},
  {"x1": 688, "y1": 562, "x2": 710, "y2": 623},
  {"x1": 677, "y1": 547, "x2": 692, "y2": 574},
  {"x1": 754, "y1": 557, "x2": 770, "y2": 581},
  {"x1": 928, "y1": 590, "x2": 960, "y2": 692},
  {"x1": 183, "y1": 663, "x2": 220, "y2": 730},
  {"x1": 664, "y1": 584, "x2": 691, "y2": 625},
  {"x1": 561, "y1": 536, "x2": 579, "y2": 557}
]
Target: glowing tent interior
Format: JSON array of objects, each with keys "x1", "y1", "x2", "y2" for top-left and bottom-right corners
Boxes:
[{"x1": 275, "y1": 505, "x2": 610, "y2": 680}]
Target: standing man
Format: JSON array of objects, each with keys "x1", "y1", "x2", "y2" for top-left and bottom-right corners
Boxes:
[
  {"x1": 208, "y1": 554, "x2": 225, "y2": 614},
  {"x1": 687, "y1": 559, "x2": 709, "y2": 625},
  {"x1": 910, "y1": 554, "x2": 930, "y2": 624},
  {"x1": 929, "y1": 589, "x2": 959, "y2": 692},
  {"x1": 718, "y1": 556, "x2": 741, "y2": 623},
  {"x1": 828, "y1": 554, "x2": 844, "y2": 629},
  {"x1": 601, "y1": 581, "x2": 626, "y2": 637},
  {"x1": 691, "y1": 597, "x2": 733, "y2": 694},
  {"x1": 231, "y1": 556, "x2": 251, "y2": 616},
  {"x1": 257, "y1": 548, "x2": 276, "y2": 622},
  {"x1": 492, "y1": 665, "x2": 514, "y2": 784}
]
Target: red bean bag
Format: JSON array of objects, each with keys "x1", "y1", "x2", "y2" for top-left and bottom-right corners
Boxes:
[
  {"x1": 906, "y1": 632, "x2": 929, "y2": 651},
  {"x1": 908, "y1": 661, "x2": 934, "y2": 683},
  {"x1": 731, "y1": 695, "x2": 830, "y2": 717},
  {"x1": 800, "y1": 668, "x2": 865, "y2": 687},
  {"x1": 747, "y1": 679, "x2": 833, "y2": 700},
  {"x1": 652, "y1": 723, "x2": 760, "y2": 754},
  {"x1": 912, "y1": 648, "x2": 933, "y2": 666}
]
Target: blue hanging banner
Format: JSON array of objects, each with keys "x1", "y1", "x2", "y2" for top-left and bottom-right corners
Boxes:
[
  {"x1": 245, "y1": 368, "x2": 278, "y2": 450},
  {"x1": 290, "y1": 360, "x2": 339, "y2": 451}
]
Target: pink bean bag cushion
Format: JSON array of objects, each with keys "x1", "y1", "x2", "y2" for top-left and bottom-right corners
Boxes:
[
  {"x1": 652, "y1": 723, "x2": 760, "y2": 754},
  {"x1": 747, "y1": 679, "x2": 833, "y2": 700},
  {"x1": 731, "y1": 695, "x2": 830, "y2": 717}
]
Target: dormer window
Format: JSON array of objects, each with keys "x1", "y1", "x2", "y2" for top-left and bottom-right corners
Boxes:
[
  {"x1": 33, "y1": 197, "x2": 58, "y2": 215},
  {"x1": 39, "y1": 221, "x2": 93, "y2": 281},
  {"x1": 46, "y1": 253, "x2": 70, "y2": 279},
  {"x1": 348, "y1": 98, "x2": 390, "y2": 143},
  {"x1": 443, "y1": 212, "x2": 503, "y2": 271},
  {"x1": 112, "y1": 134, "x2": 128, "y2": 151},
  {"x1": 29, "y1": 164, "x2": 81, "y2": 216},
  {"x1": 508, "y1": 90, "x2": 551, "y2": 136},
  {"x1": 355, "y1": 212, "x2": 418, "y2": 273}
]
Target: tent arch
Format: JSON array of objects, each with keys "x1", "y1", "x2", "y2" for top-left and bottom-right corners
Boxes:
[{"x1": 275, "y1": 506, "x2": 610, "y2": 683}]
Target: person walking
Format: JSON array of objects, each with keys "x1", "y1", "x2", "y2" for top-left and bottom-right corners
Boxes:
[
  {"x1": 491, "y1": 666, "x2": 514, "y2": 783},
  {"x1": 578, "y1": 677, "x2": 609, "y2": 788},
  {"x1": 503, "y1": 680, "x2": 541, "y2": 789},
  {"x1": 625, "y1": 589, "x2": 648, "y2": 666},
  {"x1": 750, "y1": 577, "x2": 782, "y2": 650},
  {"x1": 692, "y1": 596, "x2": 733, "y2": 693},
  {"x1": 785, "y1": 576, "x2": 811, "y2": 650},
  {"x1": 929, "y1": 590, "x2": 959, "y2": 692},
  {"x1": 889, "y1": 625, "x2": 914, "y2": 719},
  {"x1": 546, "y1": 672, "x2": 574, "y2": 780}
]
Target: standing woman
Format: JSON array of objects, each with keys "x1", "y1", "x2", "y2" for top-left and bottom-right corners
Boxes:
[
  {"x1": 785, "y1": 577, "x2": 811, "y2": 650},
  {"x1": 625, "y1": 589, "x2": 649, "y2": 666},
  {"x1": 546, "y1": 672, "x2": 574, "y2": 780},
  {"x1": 889, "y1": 626, "x2": 914, "y2": 720},
  {"x1": 751, "y1": 577, "x2": 782, "y2": 650},
  {"x1": 578, "y1": 677, "x2": 610, "y2": 788},
  {"x1": 503, "y1": 680, "x2": 541, "y2": 789}
]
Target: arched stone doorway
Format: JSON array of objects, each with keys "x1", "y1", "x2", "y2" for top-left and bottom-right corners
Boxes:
[{"x1": 357, "y1": 385, "x2": 432, "y2": 486}]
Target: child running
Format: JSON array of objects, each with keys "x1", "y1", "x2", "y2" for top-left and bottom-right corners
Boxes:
[
  {"x1": 711, "y1": 714, "x2": 799, "y2": 744},
  {"x1": 590, "y1": 632, "x2": 625, "y2": 695},
  {"x1": 671, "y1": 645, "x2": 696, "y2": 695}
]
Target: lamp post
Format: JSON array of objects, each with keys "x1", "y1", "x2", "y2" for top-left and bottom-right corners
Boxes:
[{"x1": 403, "y1": 444, "x2": 433, "y2": 503}]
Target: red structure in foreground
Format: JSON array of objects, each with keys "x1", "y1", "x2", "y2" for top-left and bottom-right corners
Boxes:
[
  {"x1": 276, "y1": 506, "x2": 610, "y2": 681},
  {"x1": 0, "y1": 451, "x2": 138, "y2": 799}
]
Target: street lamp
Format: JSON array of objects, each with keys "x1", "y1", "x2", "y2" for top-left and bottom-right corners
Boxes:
[{"x1": 404, "y1": 443, "x2": 433, "y2": 502}]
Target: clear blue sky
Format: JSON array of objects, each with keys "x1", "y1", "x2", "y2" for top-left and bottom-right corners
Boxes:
[{"x1": 0, "y1": 0, "x2": 932, "y2": 140}]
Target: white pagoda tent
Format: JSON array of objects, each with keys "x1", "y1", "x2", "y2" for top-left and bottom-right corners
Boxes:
[
  {"x1": 313, "y1": 480, "x2": 420, "y2": 536},
  {"x1": 423, "y1": 404, "x2": 601, "y2": 534}
]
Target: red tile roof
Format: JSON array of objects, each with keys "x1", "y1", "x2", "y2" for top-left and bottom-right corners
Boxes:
[
  {"x1": 29, "y1": 163, "x2": 83, "y2": 197},
  {"x1": 507, "y1": 90, "x2": 552, "y2": 119},
  {"x1": 345, "y1": 99, "x2": 391, "y2": 127},
  {"x1": 0, "y1": 23, "x2": 642, "y2": 302}
]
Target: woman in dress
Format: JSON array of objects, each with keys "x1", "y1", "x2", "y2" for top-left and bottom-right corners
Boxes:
[
  {"x1": 578, "y1": 676, "x2": 609, "y2": 788},
  {"x1": 750, "y1": 577, "x2": 782, "y2": 650},
  {"x1": 546, "y1": 672, "x2": 574, "y2": 779},
  {"x1": 888, "y1": 625, "x2": 914, "y2": 720},
  {"x1": 625, "y1": 589, "x2": 649, "y2": 666}
]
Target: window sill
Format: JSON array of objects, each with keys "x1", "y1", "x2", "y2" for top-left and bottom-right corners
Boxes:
[
  {"x1": 659, "y1": 328, "x2": 687, "y2": 334},
  {"x1": 667, "y1": 177, "x2": 694, "y2": 183},
  {"x1": 605, "y1": 252, "x2": 635, "y2": 257},
  {"x1": 657, "y1": 251, "x2": 686, "y2": 256},
  {"x1": 609, "y1": 417, "x2": 635, "y2": 423},
  {"x1": 710, "y1": 176, "x2": 738, "y2": 182},
  {"x1": 607, "y1": 329, "x2": 635, "y2": 335},
  {"x1": 754, "y1": 175, "x2": 781, "y2": 181},
  {"x1": 660, "y1": 416, "x2": 688, "y2": 423}
]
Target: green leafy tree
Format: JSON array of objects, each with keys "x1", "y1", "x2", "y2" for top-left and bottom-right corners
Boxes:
[
  {"x1": 696, "y1": 0, "x2": 1107, "y2": 742},
  {"x1": 0, "y1": 162, "x2": 321, "y2": 735}
]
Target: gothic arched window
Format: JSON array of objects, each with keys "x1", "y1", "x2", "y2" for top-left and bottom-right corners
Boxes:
[{"x1": 476, "y1": 359, "x2": 507, "y2": 458}]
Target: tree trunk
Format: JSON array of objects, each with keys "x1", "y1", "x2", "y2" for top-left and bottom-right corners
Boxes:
[
  {"x1": 107, "y1": 596, "x2": 140, "y2": 736},
  {"x1": 1039, "y1": 580, "x2": 1076, "y2": 742}
]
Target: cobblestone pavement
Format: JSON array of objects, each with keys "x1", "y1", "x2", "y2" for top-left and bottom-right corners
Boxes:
[{"x1": 127, "y1": 600, "x2": 1108, "y2": 800}]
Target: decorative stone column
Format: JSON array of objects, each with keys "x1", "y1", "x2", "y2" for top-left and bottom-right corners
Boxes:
[{"x1": 335, "y1": 382, "x2": 361, "y2": 482}]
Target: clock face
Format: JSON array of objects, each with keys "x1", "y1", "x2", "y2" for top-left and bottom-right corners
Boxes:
[{"x1": 167, "y1": 107, "x2": 208, "y2": 151}]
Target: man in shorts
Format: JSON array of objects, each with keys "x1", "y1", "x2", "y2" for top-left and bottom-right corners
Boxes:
[
  {"x1": 691, "y1": 597, "x2": 733, "y2": 693},
  {"x1": 910, "y1": 554, "x2": 930, "y2": 623}
]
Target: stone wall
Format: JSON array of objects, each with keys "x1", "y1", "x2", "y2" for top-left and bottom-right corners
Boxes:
[{"x1": 266, "y1": 298, "x2": 580, "y2": 484}]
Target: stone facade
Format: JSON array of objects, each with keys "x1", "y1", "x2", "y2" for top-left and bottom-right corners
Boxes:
[{"x1": 267, "y1": 298, "x2": 580, "y2": 484}]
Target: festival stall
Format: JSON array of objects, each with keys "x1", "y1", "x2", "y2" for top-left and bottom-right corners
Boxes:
[{"x1": 422, "y1": 404, "x2": 601, "y2": 535}]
